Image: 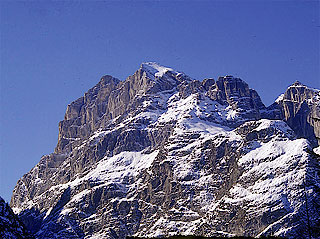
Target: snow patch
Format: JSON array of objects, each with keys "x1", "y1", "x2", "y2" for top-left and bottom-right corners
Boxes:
[
  {"x1": 226, "y1": 138, "x2": 310, "y2": 209},
  {"x1": 314, "y1": 146, "x2": 320, "y2": 155},
  {"x1": 86, "y1": 150, "x2": 159, "y2": 183},
  {"x1": 141, "y1": 62, "x2": 176, "y2": 78},
  {"x1": 275, "y1": 93, "x2": 284, "y2": 103}
]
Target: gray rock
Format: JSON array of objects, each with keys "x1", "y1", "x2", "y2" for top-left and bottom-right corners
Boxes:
[
  {"x1": 264, "y1": 81, "x2": 320, "y2": 146},
  {"x1": 9, "y1": 63, "x2": 320, "y2": 239}
]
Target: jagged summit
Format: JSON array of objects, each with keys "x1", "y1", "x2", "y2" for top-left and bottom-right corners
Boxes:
[
  {"x1": 287, "y1": 80, "x2": 319, "y2": 93},
  {"x1": 139, "y1": 62, "x2": 194, "y2": 86},
  {"x1": 265, "y1": 80, "x2": 320, "y2": 146},
  {"x1": 221, "y1": 75, "x2": 235, "y2": 79},
  {"x1": 9, "y1": 64, "x2": 320, "y2": 239},
  {"x1": 140, "y1": 62, "x2": 177, "y2": 78},
  {"x1": 292, "y1": 80, "x2": 303, "y2": 86},
  {"x1": 99, "y1": 75, "x2": 120, "y2": 85}
]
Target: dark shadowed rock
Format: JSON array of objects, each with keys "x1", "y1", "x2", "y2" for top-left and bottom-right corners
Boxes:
[{"x1": 0, "y1": 196, "x2": 34, "y2": 238}]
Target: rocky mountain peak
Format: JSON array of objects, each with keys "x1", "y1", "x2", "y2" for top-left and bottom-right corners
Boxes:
[
  {"x1": 266, "y1": 81, "x2": 320, "y2": 146},
  {"x1": 140, "y1": 62, "x2": 193, "y2": 85},
  {"x1": 99, "y1": 75, "x2": 121, "y2": 86},
  {"x1": 9, "y1": 64, "x2": 320, "y2": 239},
  {"x1": 214, "y1": 75, "x2": 251, "y2": 101},
  {"x1": 202, "y1": 78, "x2": 215, "y2": 90},
  {"x1": 140, "y1": 62, "x2": 176, "y2": 78},
  {"x1": 291, "y1": 80, "x2": 302, "y2": 86},
  {"x1": 205, "y1": 75, "x2": 266, "y2": 122},
  {"x1": 285, "y1": 81, "x2": 317, "y2": 104}
]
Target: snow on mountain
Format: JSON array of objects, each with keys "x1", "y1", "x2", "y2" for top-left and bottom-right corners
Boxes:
[
  {"x1": 141, "y1": 62, "x2": 176, "y2": 78},
  {"x1": 314, "y1": 146, "x2": 320, "y2": 155},
  {"x1": 266, "y1": 80, "x2": 320, "y2": 147},
  {"x1": 9, "y1": 63, "x2": 320, "y2": 239},
  {"x1": 0, "y1": 196, "x2": 33, "y2": 238},
  {"x1": 275, "y1": 94, "x2": 284, "y2": 103}
]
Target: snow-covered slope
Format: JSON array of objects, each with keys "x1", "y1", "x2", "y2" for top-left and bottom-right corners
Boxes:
[{"x1": 10, "y1": 63, "x2": 320, "y2": 239}]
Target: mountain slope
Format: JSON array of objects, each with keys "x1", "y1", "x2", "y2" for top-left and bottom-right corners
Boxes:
[
  {"x1": 10, "y1": 63, "x2": 320, "y2": 239},
  {"x1": 0, "y1": 196, "x2": 34, "y2": 239}
]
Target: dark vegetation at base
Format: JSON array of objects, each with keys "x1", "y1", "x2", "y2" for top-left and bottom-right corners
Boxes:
[{"x1": 127, "y1": 235, "x2": 284, "y2": 239}]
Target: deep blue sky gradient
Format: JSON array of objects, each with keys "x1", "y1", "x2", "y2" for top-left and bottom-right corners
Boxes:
[{"x1": 1, "y1": 1, "x2": 319, "y2": 202}]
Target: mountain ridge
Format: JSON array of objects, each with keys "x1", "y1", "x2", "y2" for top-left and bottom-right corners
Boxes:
[{"x1": 8, "y1": 63, "x2": 320, "y2": 239}]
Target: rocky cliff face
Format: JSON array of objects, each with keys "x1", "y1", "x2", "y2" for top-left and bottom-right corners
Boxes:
[
  {"x1": 207, "y1": 76, "x2": 266, "y2": 122},
  {"x1": 0, "y1": 196, "x2": 34, "y2": 238},
  {"x1": 264, "y1": 81, "x2": 320, "y2": 147},
  {"x1": 10, "y1": 63, "x2": 320, "y2": 239}
]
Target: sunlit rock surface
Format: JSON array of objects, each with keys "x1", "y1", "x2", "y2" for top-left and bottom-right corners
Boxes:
[{"x1": 10, "y1": 63, "x2": 320, "y2": 239}]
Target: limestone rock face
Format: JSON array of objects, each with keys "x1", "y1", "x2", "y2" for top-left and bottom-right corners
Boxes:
[
  {"x1": 209, "y1": 76, "x2": 265, "y2": 110},
  {"x1": 10, "y1": 63, "x2": 320, "y2": 239},
  {"x1": 265, "y1": 81, "x2": 320, "y2": 146},
  {"x1": 207, "y1": 76, "x2": 266, "y2": 124}
]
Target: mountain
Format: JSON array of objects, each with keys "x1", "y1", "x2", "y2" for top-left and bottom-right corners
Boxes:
[
  {"x1": 0, "y1": 196, "x2": 34, "y2": 238},
  {"x1": 264, "y1": 81, "x2": 320, "y2": 147},
  {"x1": 9, "y1": 63, "x2": 320, "y2": 239}
]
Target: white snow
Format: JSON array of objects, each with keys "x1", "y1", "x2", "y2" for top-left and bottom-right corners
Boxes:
[
  {"x1": 252, "y1": 119, "x2": 294, "y2": 138},
  {"x1": 314, "y1": 146, "x2": 320, "y2": 155},
  {"x1": 89, "y1": 130, "x2": 110, "y2": 141},
  {"x1": 39, "y1": 150, "x2": 159, "y2": 211},
  {"x1": 11, "y1": 207, "x2": 23, "y2": 214},
  {"x1": 141, "y1": 62, "x2": 176, "y2": 78},
  {"x1": 225, "y1": 138, "x2": 310, "y2": 210},
  {"x1": 255, "y1": 119, "x2": 286, "y2": 131},
  {"x1": 183, "y1": 119, "x2": 228, "y2": 135},
  {"x1": 226, "y1": 106, "x2": 238, "y2": 120},
  {"x1": 158, "y1": 93, "x2": 196, "y2": 123},
  {"x1": 86, "y1": 231, "x2": 109, "y2": 239},
  {"x1": 275, "y1": 93, "x2": 284, "y2": 103},
  {"x1": 157, "y1": 93, "x2": 240, "y2": 129},
  {"x1": 44, "y1": 207, "x2": 52, "y2": 219},
  {"x1": 85, "y1": 150, "x2": 159, "y2": 183}
]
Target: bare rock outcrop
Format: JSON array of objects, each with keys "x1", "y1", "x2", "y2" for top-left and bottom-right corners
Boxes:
[{"x1": 265, "y1": 81, "x2": 320, "y2": 146}]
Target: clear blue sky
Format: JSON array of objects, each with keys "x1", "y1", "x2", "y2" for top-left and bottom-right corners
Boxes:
[{"x1": 0, "y1": 1, "x2": 319, "y2": 202}]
